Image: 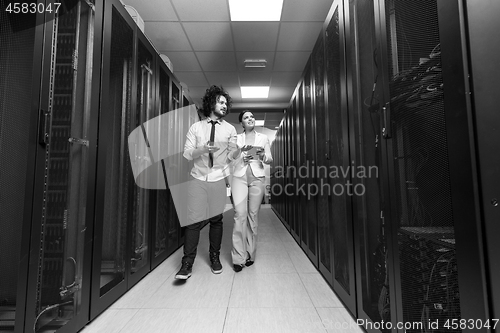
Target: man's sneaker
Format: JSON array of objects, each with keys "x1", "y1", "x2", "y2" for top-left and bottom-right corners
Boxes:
[
  {"x1": 175, "y1": 262, "x2": 192, "y2": 279},
  {"x1": 210, "y1": 252, "x2": 223, "y2": 274},
  {"x1": 233, "y1": 264, "x2": 244, "y2": 272}
]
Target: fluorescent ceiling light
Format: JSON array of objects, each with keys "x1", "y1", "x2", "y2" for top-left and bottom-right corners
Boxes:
[
  {"x1": 241, "y1": 86, "x2": 270, "y2": 98},
  {"x1": 255, "y1": 120, "x2": 265, "y2": 126},
  {"x1": 229, "y1": 0, "x2": 283, "y2": 21},
  {"x1": 244, "y1": 59, "x2": 267, "y2": 68}
]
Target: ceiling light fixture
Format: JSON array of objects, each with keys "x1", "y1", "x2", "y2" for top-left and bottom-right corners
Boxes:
[
  {"x1": 229, "y1": 0, "x2": 284, "y2": 21},
  {"x1": 241, "y1": 86, "x2": 270, "y2": 99},
  {"x1": 244, "y1": 59, "x2": 267, "y2": 68},
  {"x1": 254, "y1": 120, "x2": 265, "y2": 126}
]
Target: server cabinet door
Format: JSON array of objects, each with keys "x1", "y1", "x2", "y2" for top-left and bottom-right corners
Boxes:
[
  {"x1": 301, "y1": 62, "x2": 319, "y2": 265},
  {"x1": 91, "y1": 2, "x2": 135, "y2": 318},
  {"x1": 152, "y1": 66, "x2": 176, "y2": 267},
  {"x1": 324, "y1": 0, "x2": 356, "y2": 312},
  {"x1": 312, "y1": 28, "x2": 335, "y2": 286},
  {"x1": 284, "y1": 110, "x2": 292, "y2": 231},
  {"x1": 170, "y1": 81, "x2": 184, "y2": 244},
  {"x1": 298, "y1": 80, "x2": 308, "y2": 248},
  {"x1": 311, "y1": 33, "x2": 333, "y2": 284},
  {"x1": 346, "y1": 0, "x2": 392, "y2": 330},
  {"x1": 377, "y1": 0, "x2": 488, "y2": 331},
  {"x1": 24, "y1": 2, "x2": 96, "y2": 332},
  {"x1": 127, "y1": 33, "x2": 155, "y2": 287},
  {"x1": 277, "y1": 115, "x2": 284, "y2": 223},
  {"x1": 0, "y1": 5, "x2": 44, "y2": 332},
  {"x1": 291, "y1": 85, "x2": 303, "y2": 242}
]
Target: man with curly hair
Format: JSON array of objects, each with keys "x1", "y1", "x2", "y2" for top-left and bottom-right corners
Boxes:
[{"x1": 175, "y1": 85, "x2": 237, "y2": 279}]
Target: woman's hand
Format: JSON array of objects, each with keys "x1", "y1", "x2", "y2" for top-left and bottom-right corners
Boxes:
[
  {"x1": 240, "y1": 145, "x2": 253, "y2": 152},
  {"x1": 256, "y1": 147, "x2": 265, "y2": 160}
]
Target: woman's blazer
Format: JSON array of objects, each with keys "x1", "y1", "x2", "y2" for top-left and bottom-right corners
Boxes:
[{"x1": 232, "y1": 132, "x2": 273, "y2": 178}]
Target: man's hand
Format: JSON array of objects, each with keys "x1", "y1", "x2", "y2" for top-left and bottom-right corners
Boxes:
[
  {"x1": 228, "y1": 142, "x2": 238, "y2": 151},
  {"x1": 204, "y1": 141, "x2": 220, "y2": 154}
]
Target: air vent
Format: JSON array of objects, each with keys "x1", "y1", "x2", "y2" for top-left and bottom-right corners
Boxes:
[{"x1": 244, "y1": 59, "x2": 267, "y2": 68}]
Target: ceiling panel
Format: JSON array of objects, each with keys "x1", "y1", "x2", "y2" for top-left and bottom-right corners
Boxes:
[
  {"x1": 269, "y1": 86, "x2": 296, "y2": 101},
  {"x1": 123, "y1": 0, "x2": 178, "y2": 21},
  {"x1": 196, "y1": 52, "x2": 237, "y2": 71},
  {"x1": 145, "y1": 22, "x2": 191, "y2": 51},
  {"x1": 174, "y1": 72, "x2": 209, "y2": 87},
  {"x1": 273, "y1": 51, "x2": 310, "y2": 71},
  {"x1": 205, "y1": 72, "x2": 240, "y2": 86},
  {"x1": 185, "y1": 86, "x2": 209, "y2": 105},
  {"x1": 171, "y1": 0, "x2": 230, "y2": 21},
  {"x1": 161, "y1": 51, "x2": 201, "y2": 71},
  {"x1": 232, "y1": 22, "x2": 280, "y2": 52},
  {"x1": 223, "y1": 86, "x2": 242, "y2": 101},
  {"x1": 233, "y1": 102, "x2": 290, "y2": 109},
  {"x1": 183, "y1": 22, "x2": 234, "y2": 51},
  {"x1": 281, "y1": 0, "x2": 334, "y2": 21},
  {"x1": 277, "y1": 22, "x2": 324, "y2": 51},
  {"x1": 271, "y1": 71, "x2": 303, "y2": 86},
  {"x1": 238, "y1": 72, "x2": 272, "y2": 86}
]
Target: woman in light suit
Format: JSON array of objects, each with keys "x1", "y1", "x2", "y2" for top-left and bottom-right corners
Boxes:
[{"x1": 229, "y1": 110, "x2": 273, "y2": 272}]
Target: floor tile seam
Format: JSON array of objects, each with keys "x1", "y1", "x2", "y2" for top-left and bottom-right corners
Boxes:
[
  {"x1": 232, "y1": 272, "x2": 299, "y2": 275},
  {"x1": 264, "y1": 208, "x2": 305, "y2": 277},
  {"x1": 295, "y1": 265, "x2": 324, "y2": 314},
  {"x1": 135, "y1": 306, "x2": 230, "y2": 310},
  {"x1": 297, "y1": 273, "x2": 349, "y2": 309},
  {"x1": 310, "y1": 306, "x2": 331, "y2": 333},
  {"x1": 115, "y1": 308, "x2": 141, "y2": 333},
  {"x1": 222, "y1": 264, "x2": 238, "y2": 333},
  {"x1": 225, "y1": 305, "x2": 317, "y2": 309}
]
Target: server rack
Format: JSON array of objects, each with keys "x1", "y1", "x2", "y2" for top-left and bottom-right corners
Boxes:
[
  {"x1": 0, "y1": 6, "x2": 45, "y2": 332},
  {"x1": 151, "y1": 57, "x2": 184, "y2": 269},
  {"x1": 272, "y1": 0, "x2": 358, "y2": 314},
  {"x1": 323, "y1": 0, "x2": 357, "y2": 313},
  {"x1": 300, "y1": 59, "x2": 319, "y2": 266},
  {"x1": 1, "y1": 1, "x2": 101, "y2": 332},
  {"x1": 90, "y1": 0, "x2": 136, "y2": 317},
  {"x1": 465, "y1": 0, "x2": 500, "y2": 325},
  {"x1": 289, "y1": 96, "x2": 300, "y2": 241},
  {"x1": 1, "y1": 0, "x2": 195, "y2": 331},
  {"x1": 90, "y1": 0, "x2": 193, "y2": 319},
  {"x1": 311, "y1": 32, "x2": 333, "y2": 286},
  {"x1": 375, "y1": 0, "x2": 489, "y2": 331},
  {"x1": 346, "y1": 0, "x2": 392, "y2": 330},
  {"x1": 272, "y1": 0, "x2": 494, "y2": 332}
]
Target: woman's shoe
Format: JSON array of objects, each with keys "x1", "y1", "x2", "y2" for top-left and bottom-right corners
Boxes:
[
  {"x1": 245, "y1": 251, "x2": 254, "y2": 267},
  {"x1": 233, "y1": 264, "x2": 244, "y2": 272}
]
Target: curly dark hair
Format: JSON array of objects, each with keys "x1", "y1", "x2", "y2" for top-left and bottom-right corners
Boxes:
[{"x1": 200, "y1": 85, "x2": 232, "y2": 117}]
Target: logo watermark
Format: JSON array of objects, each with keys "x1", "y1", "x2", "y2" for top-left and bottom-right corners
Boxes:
[
  {"x1": 270, "y1": 160, "x2": 378, "y2": 198},
  {"x1": 127, "y1": 106, "x2": 378, "y2": 227}
]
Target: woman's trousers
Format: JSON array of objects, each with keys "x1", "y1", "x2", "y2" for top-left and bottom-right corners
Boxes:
[{"x1": 231, "y1": 166, "x2": 265, "y2": 265}]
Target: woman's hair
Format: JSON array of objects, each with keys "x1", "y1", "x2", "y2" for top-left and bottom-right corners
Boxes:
[
  {"x1": 200, "y1": 85, "x2": 232, "y2": 117},
  {"x1": 238, "y1": 109, "x2": 252, "y2": 123}
]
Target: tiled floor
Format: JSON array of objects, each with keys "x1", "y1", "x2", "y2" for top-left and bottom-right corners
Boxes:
[{"x1": 80, "y1": 206, "x2": 363, "y2": 333}]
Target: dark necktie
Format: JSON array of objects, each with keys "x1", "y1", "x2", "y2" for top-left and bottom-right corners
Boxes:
[{"x1": 209, "y1": 120, "x2": 217, "y2": 167}]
